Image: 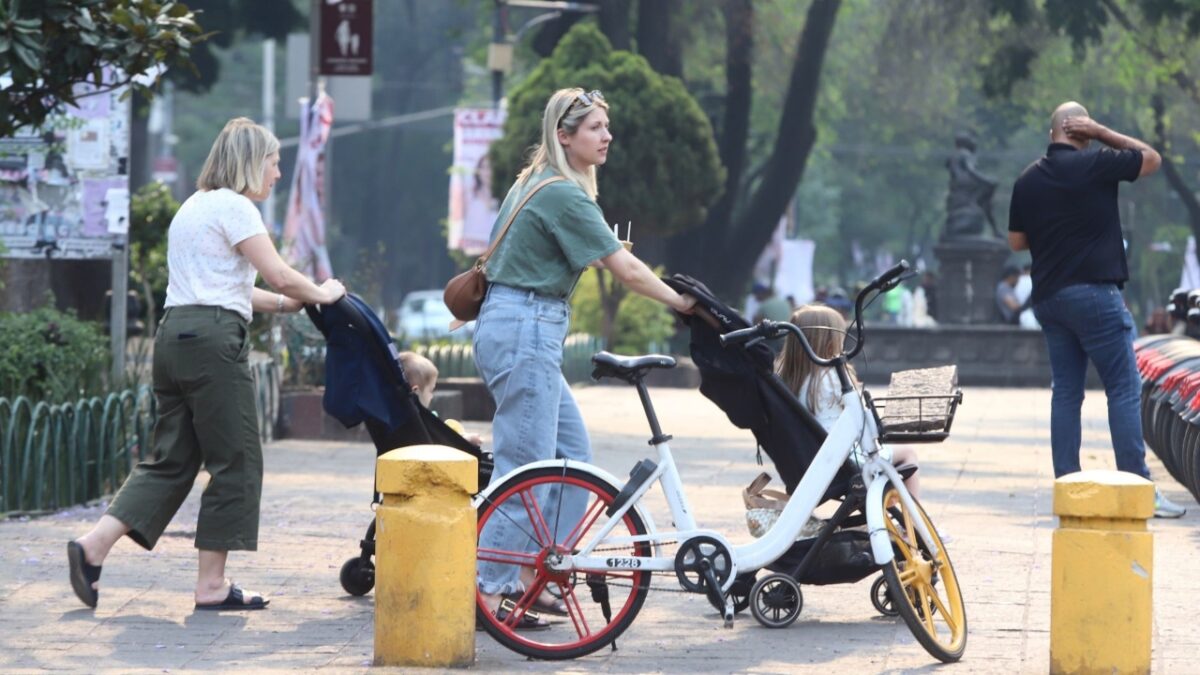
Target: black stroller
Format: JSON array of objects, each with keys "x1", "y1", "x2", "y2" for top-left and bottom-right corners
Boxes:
[
  {"x1": 662, "y1": 273, "x2": 962, "y2": 617},
  {"x1": 304, "y1": 294, "x2": 493, "y2": 596}
]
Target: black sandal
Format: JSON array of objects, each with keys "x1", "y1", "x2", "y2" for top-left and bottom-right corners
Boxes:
[
  {"x1": 504, "y1": 591, "x2": 569, "y2": 617},
  {"x1": 485, "y1": 598, "x2": 550, "y2": 631},
  {"x1": 67, "y1": 540, "x2": 101, "y2": 609},
  {"x1": 194, "y1": 583, "x2": 270, "y2": 611}
]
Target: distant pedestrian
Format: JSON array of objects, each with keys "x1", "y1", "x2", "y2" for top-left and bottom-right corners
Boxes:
[
  {"x1": 1015, "y1": 264, "x2": 1038, "y2": 329},
  {"x1": 68, "y1": 118, "x2": 347, "y2": 611},
  {"x1": 1008, "y1": 101, "x2": 1184, "y2": 517},
  {"x1": 995, "y1": 265, "x2": 1022, "y2": 324},
  {"x1": 920, "y1": 271, "x2": 938, "y2": 321},
  {"x1": 751, "y1": 282, "x2": 793, "y2": 354}
]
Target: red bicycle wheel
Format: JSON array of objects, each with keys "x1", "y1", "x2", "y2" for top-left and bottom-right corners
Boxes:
[{"x1": 476, "y1": 466, "x2": 651, "y2": 660}]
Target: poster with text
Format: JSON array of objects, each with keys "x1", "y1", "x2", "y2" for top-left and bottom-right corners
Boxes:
[
  {"x1": 448, "y1": 108, "x2": 506, "y2": 256},
  {"x1": 0, "y1": 73, "x2": 129, "y2": 259}
]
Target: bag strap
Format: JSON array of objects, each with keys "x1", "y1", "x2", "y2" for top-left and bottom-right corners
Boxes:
[{"x1": 477, "y1": 175, "x2": 566, "y2": 268}]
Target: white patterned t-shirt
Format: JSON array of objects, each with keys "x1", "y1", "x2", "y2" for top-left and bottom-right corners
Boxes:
[{"x1": 164, "y1": 188, "x2": 267, "y2": 321}]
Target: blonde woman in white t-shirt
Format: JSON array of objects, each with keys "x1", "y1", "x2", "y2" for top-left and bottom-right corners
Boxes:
[
  {"x1": 67, "y1": 118, "x2": 345, "y2": 611},
  {"x1": 776, "y1": 304, "x2": 921, "y2": 499}
]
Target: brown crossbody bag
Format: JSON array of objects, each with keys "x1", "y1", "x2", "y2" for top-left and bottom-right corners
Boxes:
[{"x1": 443, "y1": 176, "x2": 565, "y2": 327}]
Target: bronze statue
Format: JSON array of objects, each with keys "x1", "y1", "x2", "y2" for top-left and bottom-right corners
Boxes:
[{"x1": 943, "y1": 131, "x2": 1001, "y2": 240}]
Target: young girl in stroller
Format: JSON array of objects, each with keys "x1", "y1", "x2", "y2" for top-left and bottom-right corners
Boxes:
[{"x1": 777, "y1": 304, "x2": 921, "y2": 498}]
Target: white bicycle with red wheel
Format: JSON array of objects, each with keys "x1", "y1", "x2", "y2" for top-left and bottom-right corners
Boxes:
[{"x1": 474, "y1": 261, "x2": 967, "y2": 663}]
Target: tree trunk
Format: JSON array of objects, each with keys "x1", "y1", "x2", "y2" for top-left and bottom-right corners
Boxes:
[
  {"x1": 598, "y1": 0, "x2": 634, "y2": 51},
  {"x1": 668, "y1": 0, "x2": 753, "y2": 279},
  {"x1": 594, "y1": 268, "x2": 626, "y2": 350},
  {"x1": 636, "y1": 0, "x2": 683, "y2": 78},
  {"x1": 531, "y1": 0, "x2": 631, "y2": 55},
  {"x1": 1153, "y1": 94, "x2": 1200, "y2": 245},
  {"x1": 129, "y1": 92, "x2": 152, "y2": 192},
  {"x1": 672, "y1": 0, "x2": 841, "y2": 299}
]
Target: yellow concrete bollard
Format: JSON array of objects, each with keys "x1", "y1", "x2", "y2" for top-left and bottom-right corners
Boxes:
[
  {"x1": 374, "y1": 444, "x2": 478, "y2": 667},
  {"x1": 1050, "y1": 470, "x2": 1154, "y2": 675}
]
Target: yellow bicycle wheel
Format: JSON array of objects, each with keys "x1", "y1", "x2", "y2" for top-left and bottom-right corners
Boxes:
[{"x1": 880, "y1": 487, "x2": 967, "y2": 662}]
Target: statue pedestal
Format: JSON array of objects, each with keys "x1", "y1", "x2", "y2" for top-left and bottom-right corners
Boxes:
[{"x1": 934, "y1": 239, "x2": 1012, "y2": 325}]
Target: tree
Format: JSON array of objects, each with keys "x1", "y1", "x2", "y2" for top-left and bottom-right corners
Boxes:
[
  {"x1": 489, "y1": 24, "x2": 723, "y2": 348},
  {"x1": 128, "y1": 0, "x2": 302, "y2": 188},
  {"x1": 666, "y1": 0, "x2": 843, "y2": 298},
  {"x1": 0, "y1": 0, "x2": 202, "y2": 138}
]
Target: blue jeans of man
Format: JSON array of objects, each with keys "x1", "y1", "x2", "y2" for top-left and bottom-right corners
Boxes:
[
  {"x1": 473, "y1": 284, "x2": 592, "y2": 595},
  {"x1": 1032, "y1": 283, "x2": 1150, "y2": 479}
]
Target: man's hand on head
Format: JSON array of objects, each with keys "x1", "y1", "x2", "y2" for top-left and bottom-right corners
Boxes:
[{"x1": 1062, "y1": 116, "x2": 1103, "y2": 142}]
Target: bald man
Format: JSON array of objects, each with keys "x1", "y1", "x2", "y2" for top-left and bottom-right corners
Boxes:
[{"x1": 1007, "y1": 102, "x2": 1183, "y2": 517}]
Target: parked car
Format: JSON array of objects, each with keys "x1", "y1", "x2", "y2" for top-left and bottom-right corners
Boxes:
[{"x1": 393, "y1": 289, "x2": 472, "y2": 342}]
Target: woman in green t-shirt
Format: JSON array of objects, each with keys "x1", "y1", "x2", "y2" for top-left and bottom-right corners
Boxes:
[{"x1": 475, "y1": 88, "x2": 695, "y2": 628}]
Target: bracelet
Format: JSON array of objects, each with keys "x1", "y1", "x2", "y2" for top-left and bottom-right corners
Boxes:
[{"x1": 276, "y1": 293, "x2": 285, "y2": 312}]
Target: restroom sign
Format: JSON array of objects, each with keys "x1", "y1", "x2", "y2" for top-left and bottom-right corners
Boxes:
[{"x1": 320, "y1": 0, "x2": 373, "y2": 75}]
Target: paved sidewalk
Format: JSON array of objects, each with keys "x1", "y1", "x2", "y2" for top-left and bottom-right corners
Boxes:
[{"x1": 1, "y1": 385, "x2": 1196, "y2": 673}]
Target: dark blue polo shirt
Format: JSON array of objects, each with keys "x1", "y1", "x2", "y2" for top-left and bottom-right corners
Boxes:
[{"x1": 1007, "y1": 143, "x2": 1142, "y2": 305}]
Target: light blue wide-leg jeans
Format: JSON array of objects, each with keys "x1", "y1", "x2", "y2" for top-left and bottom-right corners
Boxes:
[{"x1": 474, "y1": 284, "x2": 592, "y2": 595}]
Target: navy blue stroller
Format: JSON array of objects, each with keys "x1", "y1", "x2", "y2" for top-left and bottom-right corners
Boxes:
[{"x1": 304, "y1": 294, "x2": 493, "y2": 595}]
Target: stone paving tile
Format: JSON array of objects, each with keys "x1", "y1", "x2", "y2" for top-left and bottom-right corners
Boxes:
[{"x1": 1, "y1": 386, "x2": 1196, "y2": 673}]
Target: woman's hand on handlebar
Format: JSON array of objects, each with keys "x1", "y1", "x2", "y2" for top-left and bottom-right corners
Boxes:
[
  {"x1": 319, "y1": 278, "x2": 347, "y2": 304},
  {"x1": 673, "y1": 293, "x2": 697, "y2": 315}
]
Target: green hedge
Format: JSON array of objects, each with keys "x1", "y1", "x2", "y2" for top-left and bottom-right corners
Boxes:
[
  {"x1": 0, "y1": 307, "x2": 108, "y2": 402},
  {"x1": 413, "y1": 333, "x2": 605, "y2": 384}
]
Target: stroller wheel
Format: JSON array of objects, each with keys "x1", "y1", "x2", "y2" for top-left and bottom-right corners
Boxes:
[
  {"x1": 340, "y1": 557, "x2": 375, "y2": 596},
  {"x1": 749, "y1": 573, "x2": 803, "y2": 629},
  {"x1": 871, "y1": 574, "x2": 899, "y2": 616}
]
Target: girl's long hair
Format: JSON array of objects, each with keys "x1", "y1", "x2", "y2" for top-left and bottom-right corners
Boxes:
[
  {"x1": 776, "y1": 304, "x2": 858, "y2": 411},
  {"x1": 515, "y1": 88, "x2": 608, "y2": 200}
]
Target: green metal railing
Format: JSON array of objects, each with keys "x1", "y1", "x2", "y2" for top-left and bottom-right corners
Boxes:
[
  {"x1": 0, "y1": 354, "x2": 281, "y2": 517},
  {"x1": 250, "y1": 355, "x2": 280, "y2": 444},
  {"x1": 414, "y1": 333, "x2": 606, "y2": 384},
  {"x1": 0, "y1": 387, "x2": 155, "y2": 516}
]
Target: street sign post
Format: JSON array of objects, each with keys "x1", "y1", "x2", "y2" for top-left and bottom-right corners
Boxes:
[{"x1": 319, "y1": 0, "x2": 373, "y2": 76}]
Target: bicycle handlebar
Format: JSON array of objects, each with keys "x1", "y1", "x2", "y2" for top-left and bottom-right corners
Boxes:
[{"x1": 719, "y1": 260, "x2": 912, "y2": 365}]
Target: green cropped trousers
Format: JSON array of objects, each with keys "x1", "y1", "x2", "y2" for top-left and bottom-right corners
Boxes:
[{"x1": 107, "y1": 305, "x2": 263, "y2": 551}]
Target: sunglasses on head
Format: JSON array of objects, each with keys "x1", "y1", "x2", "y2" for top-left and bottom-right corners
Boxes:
[{"x1": 558, "y1": 90, "x2": 604, "y2": 127}]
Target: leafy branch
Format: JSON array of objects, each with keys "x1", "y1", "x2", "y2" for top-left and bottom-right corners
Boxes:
[{"x1": 0, "y1": 0, "x2": 204, "y2": 137}]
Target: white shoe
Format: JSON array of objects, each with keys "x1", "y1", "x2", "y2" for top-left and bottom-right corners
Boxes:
[{"x1": 1154, "y1": 489, "x2": 1187, "y2": 519}]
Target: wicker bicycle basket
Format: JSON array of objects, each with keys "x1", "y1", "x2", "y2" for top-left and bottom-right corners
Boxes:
[{"x1": 867, "y1": 365, "x2": 963, "y2": 443}]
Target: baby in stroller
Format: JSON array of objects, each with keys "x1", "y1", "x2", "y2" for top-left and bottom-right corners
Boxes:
[
  {"x1": 397, "y1": 351, "x2": 483, "y2": 447},
  {"x1": 303, "y1": 294, "x2": 492, "y2": 596}
]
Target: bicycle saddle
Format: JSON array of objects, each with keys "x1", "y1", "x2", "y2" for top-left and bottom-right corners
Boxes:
[{"x1": 591, "y1": 351, "x2": 676, "y2": 383}]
